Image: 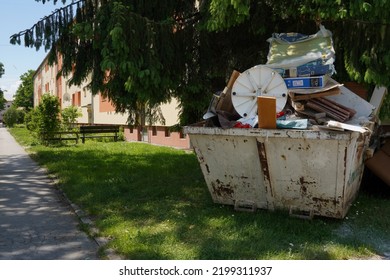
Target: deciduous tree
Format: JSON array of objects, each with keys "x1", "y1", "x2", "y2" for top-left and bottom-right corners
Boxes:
[
  {"x1": 0, "y1": 62, "x2": 5, "y2": 110},
  {"x1": 10, "y1": 1, "x2": 390, "y2": 122},
  {"x1": 13, "y1": 70, "x2": 35, "y2": 111}
]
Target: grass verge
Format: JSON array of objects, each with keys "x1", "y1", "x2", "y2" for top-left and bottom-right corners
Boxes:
[{"x1": 8, "y1": 126, "x2": 390, "y2": 260}]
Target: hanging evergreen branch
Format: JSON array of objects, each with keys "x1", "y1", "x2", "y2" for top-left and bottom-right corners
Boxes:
[{"x1": 10, "y1": 0, "x2": 85, "y2": 50}]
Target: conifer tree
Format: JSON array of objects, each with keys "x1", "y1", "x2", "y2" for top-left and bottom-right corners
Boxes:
[
  {"x1": 11, "y1": 1, "x2": 390, "y2": 122},
  {"x1": 11, "y1": 0, "x2": 208, "y2": 125}
]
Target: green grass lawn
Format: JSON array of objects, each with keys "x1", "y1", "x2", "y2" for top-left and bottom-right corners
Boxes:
[{"x1": 8, "y1": 126, "x2": 390, "y2": 260}]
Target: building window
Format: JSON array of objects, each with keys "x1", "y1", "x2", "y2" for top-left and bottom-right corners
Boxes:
[
  {"x1": 165, "y1": 127, "x2": 171, "y2": 137},
  {"x1": 152, "y1": 126, "x2": 157, "y2": 136},
  {"x1": 180, "y1": 130, "x2": 186, "y2": 139},
  {"x1": 72, "y1": 91, "x2": 81, "y2": 107},
  {"x1": 56, "y1": 77, "x2": 62, "y2": 99},
  {"x1": 99, "y1": 94, "x2": 116, "y2": 112}
]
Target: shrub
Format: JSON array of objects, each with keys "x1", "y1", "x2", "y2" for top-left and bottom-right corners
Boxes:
[
  {"x1": 3, "y1": 107, "x2": 25, "y2": 127},
  {"x1": 24, "y1": 94, "x2": 61, "y2": 144},
  {"x1": 37, "y1": 94, "x2": 61, "y2": 143},
  {"x1": 25, "y1": 107, "x2": 40, "y2": 132}
]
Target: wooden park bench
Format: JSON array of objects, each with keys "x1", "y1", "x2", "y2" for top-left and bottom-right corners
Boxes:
[
  {"x1": 79, "y1": 125, "x2": 120, "y2": 143},
  {"x1": 44, "y1": 131, "x2": 79, "y2": 144}
]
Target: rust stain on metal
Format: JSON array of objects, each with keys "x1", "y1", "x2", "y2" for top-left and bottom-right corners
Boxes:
[
  {"x1": 355, "y1": 137, "x2": 366, "y2": 162},
  {"x1": 312, "y1": 197, "x2": 338, "y2": 206},
  {"x1": 257, "y1": 141, "x2": 273, "y2": 196},
  {"x1": 211, "y1": 180, "x2": 234, "y2": 198},
  {"x1": 343, "y1": 146, "x2": 347, "y2": 182},
  {"x1": 257, "y1": 142, "x2": 270, "y2": 182},
  {"x1": 300, "y1": 185, "x2": 307, "y2": 195},
  {"x1": 299, "y1": 176, "x2": 316, "y2": 186},
  {"x1": 298, "y1": 177, "x2": 318, "y2": 196},
  {"x1": 297, "y1": 143, "x2": 311, "y2": 151},
  {"x1": 193, "y1": 147, "x2": 204, "y2": 163}
]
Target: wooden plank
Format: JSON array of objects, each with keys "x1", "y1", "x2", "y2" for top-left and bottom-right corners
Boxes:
[
  {"x1": 369, "y1": 86, "x2": 387, "y2": 116},
  {"x1": 311, "y1": 98, "x2": 351, "y2": 120},
  {"x1": 306, "y1": 101, "x2": 348, "y2": 122},
  {"x1": 326, "y1": 81, "x2": 375, "y2": 122},
  {"x1": 321, "y1": 96, "x2": 357, "y2": 117},
  {"x1": 257, "y1": 96, "x2": 276, "y2": 129},
  {"x1": 44, "y1": 131, "x2": 79, "y2": 143},
  {"x1": 308, "y1": 99, "x2": 350, "y2": 121},
  {"x1": 80, "y1": 125, "x2": 119, "y2": 132},
  {"x1": 80, "y1": 125, "x2": 119, "y2": 143},
  {"x1": 289, "y1": 87, "x2": 340, "y2": 101},
  {"x1": 215, "y1": 70, "x2": 240, "y2": 114}
]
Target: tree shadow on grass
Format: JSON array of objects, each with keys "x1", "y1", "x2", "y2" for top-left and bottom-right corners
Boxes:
[{"x1": 33, "y1": 143, "x2": 390, "y2": 260}]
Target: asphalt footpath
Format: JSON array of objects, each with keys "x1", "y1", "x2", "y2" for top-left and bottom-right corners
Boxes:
[{"x1": 0, "y1": 127, "x2": 99, "y2": 259}]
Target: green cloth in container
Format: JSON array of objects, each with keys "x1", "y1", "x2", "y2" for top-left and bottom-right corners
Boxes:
[{"x1": 276, "y1": 119, "x2": 308, "y2": 129}]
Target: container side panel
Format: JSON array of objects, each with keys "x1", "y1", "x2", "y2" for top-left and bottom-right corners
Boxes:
[
  {"x1": 190, "y1": 134, "x2": 268, "y2": 209},
  {"x1": 186, "y1": 126, "x2": 368, "y2": 219},
  {"x1": 261, "y1": 137, "x2": 340, "y2": 217},
  {"x1": 339, "y1": 133, "x2": 369, "y2": 217}
]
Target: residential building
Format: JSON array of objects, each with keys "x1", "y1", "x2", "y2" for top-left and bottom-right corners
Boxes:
[{"x1": 33, "y1": 54, "x2": 190, "y2": 149}]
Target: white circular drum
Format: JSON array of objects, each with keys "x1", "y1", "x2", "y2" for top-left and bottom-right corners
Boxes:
[{"x1": 231, "y1": 65, "x2": 288, "y2": 118}]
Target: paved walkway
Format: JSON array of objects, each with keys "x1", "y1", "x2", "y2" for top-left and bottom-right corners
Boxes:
[{"x1": 0, "y1": 127, "x2": 99, "y2": 259}]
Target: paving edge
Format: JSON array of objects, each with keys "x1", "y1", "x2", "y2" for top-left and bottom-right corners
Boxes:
[{"x1": 46, "y1": 171, "x2": 123, "y2": 260}]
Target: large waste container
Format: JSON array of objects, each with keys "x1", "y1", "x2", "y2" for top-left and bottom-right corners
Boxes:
[{"x1": 184, "y1": 86, "x2": 376, "y2": 219}]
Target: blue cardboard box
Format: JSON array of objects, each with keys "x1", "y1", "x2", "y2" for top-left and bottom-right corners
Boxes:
[{"x1": 284, "y1": 75, "x2": 328, "y2": 89}]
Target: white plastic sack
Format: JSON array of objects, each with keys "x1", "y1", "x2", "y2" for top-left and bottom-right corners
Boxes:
[{"x1": 266, "y1": 25, "x2": 335, "y2": 76}]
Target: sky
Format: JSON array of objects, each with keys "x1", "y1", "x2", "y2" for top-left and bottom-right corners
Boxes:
[{"x1": 0, "y1": 0, "x2": 66, "y2": 100}]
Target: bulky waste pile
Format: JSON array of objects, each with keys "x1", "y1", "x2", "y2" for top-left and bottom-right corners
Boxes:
[
  {"x1": 186, "y1": 25, "x2": 389, "y2": 218},
  {"x1": 202, "y1": 25, "x2": 376, "y2": 133}
]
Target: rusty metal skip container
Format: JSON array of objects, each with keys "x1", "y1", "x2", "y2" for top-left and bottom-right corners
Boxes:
[{"x1": 184, "y1": 86, "x2": 377, "y2": 219}]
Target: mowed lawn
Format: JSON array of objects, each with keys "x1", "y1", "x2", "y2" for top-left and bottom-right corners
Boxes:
[{"x1": 8, "y1": 126, "x2": 390, "y2": 260}]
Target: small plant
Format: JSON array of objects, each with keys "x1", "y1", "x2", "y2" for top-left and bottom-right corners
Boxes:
[
  {"x1": 118, "y1": 126, "x2": 125, "y2": 141},
  {"x1": 61, "y1": 105, "x2": 82, "y2": 131}
]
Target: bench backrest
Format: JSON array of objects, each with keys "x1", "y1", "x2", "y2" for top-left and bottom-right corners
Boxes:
[{"x1": 80, "y1": 125, "x2": 119, "y2": 133}]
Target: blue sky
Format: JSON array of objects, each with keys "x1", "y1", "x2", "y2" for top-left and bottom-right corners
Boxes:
[{"x1": 0, "y1": 0, "x2": 66, "y2": 100}]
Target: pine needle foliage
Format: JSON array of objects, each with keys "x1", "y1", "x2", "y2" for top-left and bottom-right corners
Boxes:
[{"x1": 11, "y1": 1, "x2": 390, "y2": 122}]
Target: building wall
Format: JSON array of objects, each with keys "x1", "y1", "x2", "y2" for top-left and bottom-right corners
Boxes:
[
  {"x1": 124, "y1": 126, "x2": 190, "y2": 149},
  {"x1": 33, "y1": 54, "x2": 190, "y2": 149}
]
